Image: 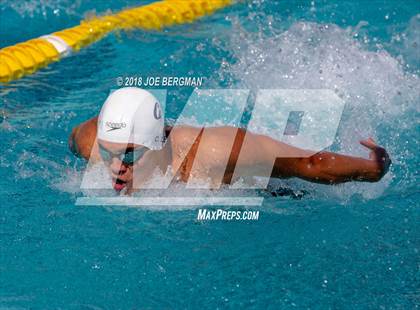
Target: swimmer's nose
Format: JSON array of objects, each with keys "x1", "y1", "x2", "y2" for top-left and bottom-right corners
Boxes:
[{"x1": 110, "y1": 158, "x2": 127, "y2": 175}]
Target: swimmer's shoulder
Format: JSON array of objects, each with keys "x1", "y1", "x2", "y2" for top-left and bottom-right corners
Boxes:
[{"x1": 69, "y1": 116, "x2": 100, "y2": 161}]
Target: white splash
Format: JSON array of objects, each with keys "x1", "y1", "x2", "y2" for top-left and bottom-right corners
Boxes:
[{"x1": 218, "y1": 20, "x2": 419, "y2": 200}]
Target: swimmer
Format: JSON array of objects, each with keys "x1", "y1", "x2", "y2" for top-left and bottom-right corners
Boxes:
[{"x1": 69, "y1": 87, "x2": 391, "y2": 193}]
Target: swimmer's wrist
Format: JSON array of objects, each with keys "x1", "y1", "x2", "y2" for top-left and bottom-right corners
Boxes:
[{"x1": 359, "y1": 160, "x2": 383, "y2": 182}]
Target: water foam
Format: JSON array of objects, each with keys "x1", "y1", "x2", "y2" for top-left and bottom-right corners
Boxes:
[{"x1": 390, "y1": 14, "x2": 420, "y2": 71}]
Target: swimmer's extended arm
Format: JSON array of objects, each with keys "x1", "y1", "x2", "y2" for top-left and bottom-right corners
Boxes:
[
  {"x1": 249, "y1": 135, "x2": 391, "y2": 184},
  {"x1": 68, "y1": 116, "x2": 101, "y2": 161}
]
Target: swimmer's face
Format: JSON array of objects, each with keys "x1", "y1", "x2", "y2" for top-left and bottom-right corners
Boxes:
[{"x1": 98, "y1": 140, "x2": 149, "y2": 192}]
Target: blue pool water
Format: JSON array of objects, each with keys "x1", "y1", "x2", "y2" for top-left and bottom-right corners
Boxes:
[{"x1": 1, "y1": 0, "x2": 419, "y2": 308}]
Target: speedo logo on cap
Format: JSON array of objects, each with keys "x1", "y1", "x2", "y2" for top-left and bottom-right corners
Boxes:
[{"x1": 105, "y1": 121, "x2": 126, "y2": 132}]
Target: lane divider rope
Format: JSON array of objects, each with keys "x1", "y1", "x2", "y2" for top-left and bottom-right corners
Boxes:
[{"x1": 0, "y1": 0, "x2": 233, "y2": 83}]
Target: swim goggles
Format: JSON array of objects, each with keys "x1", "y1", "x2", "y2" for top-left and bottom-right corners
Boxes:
[{"x1": 99, "y1": 144, "x2": 149, "y2": 165}]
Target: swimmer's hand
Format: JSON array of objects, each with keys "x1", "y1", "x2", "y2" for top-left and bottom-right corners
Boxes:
[{"x1": 360, "y1": 138, "x2": 391, "y2": 181}]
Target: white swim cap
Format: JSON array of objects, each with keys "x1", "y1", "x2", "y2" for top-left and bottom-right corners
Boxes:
[{"x1": 97, "y1": 87, "x2": 164, "y2": 150}]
